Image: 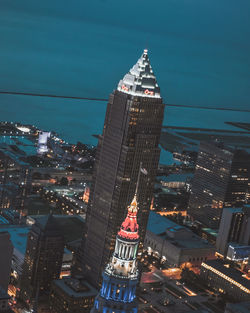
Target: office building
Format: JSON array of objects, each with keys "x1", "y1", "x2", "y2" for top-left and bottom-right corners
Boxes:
[
  {"x1": 81, "y1": 50, "x2": 164, "y2": 287},
  {"x1": 91, "y1": 192, "x2": 140, "y2": 313},
  {"x1": 216, "y1": 205, "x2": 250, "y2": 256},
  {"x1": 200, "y1": 260, "x2": 250, "y2": 301},
  {"x1": 144, "y1": 212, "x2": 215, "y2": 267},
  {"x1": 0, "y1": 232, "x2": 13, "y2": 291},
  {"x1": 19, "y1": 214, "x2": 64, "y2": 307},
  {"x1": 50, "y1": 278, "x2": 97, "y2": 313},
  {"x1": 188, "y1": 142, "x2": 250, "y2": 229}
]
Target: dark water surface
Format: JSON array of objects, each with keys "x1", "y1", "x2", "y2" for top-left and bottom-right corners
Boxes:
[{"x1": 0, "y1": 0, "x2": 250, "y2": 146}]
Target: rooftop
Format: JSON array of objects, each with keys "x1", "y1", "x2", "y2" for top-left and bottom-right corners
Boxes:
[
  {"x1": 117, "y1": 49, "x2": 161, "y2": 98},
  {"x1": 0, "y1": 225, "x2": 30, "y2": 254},
  {"x1": 158, "y1": 173, "x2": 193, "y2": 183},
  {"x1": 30, "y1": 214, "x2": 85, "y2": 243},
  {"x1": 202, "y1": 228, "x2": 218, "y2": 238},
  {"x1": 147, "y1": 212, "x2": 214, "y2": 250},
  {"x1": 53, "y1": 278, "x2": 97, "y2": 298},
  {"x1": 201, "y1": 259, "x2": 250, "y2": 290},
  {"x1": 147, "y1": 211, "x2": 181, "y2": 235}
]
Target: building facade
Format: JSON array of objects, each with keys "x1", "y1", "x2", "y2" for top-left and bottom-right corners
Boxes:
[
  {"x1": 50, "y1": 278, "x2": 97, "y2": 313},
  {"x1": 216, "y1": 205, "x2": 250, "y2": 256},
  {"x1": 19, "y1": 214, "x2": 64, "y2": 307},
  {"x1": 200, "y1": 260, "x2": 250, "y2": 301},
  {"x1": 0, "y1": 232, "x2": 13, "y2": 291},
  {"x1": 91, "y1": 193, "x2": 140, "y2": 313},
  {"x1": 144, "y1": 212, "x2": 215, "y2": 267},
  {"x1": 188, "y1": 142, "x2": 250, "y2": 229},
  {"x1": 80, "y1": 50, "x2": 164, "y2": 287}
]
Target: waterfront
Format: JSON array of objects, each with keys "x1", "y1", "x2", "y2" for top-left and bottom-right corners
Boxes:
[
  {"x1": 1, "y1": 0, "x2": 250, "y2": 147},
  {"x1": 1, "y1": 93, "x2": 250, "y2": 146}
]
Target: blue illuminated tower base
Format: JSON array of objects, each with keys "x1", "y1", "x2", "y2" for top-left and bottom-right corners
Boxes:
[{"x1": 91, "y1": 193, "x2": 141, "y2": 313}]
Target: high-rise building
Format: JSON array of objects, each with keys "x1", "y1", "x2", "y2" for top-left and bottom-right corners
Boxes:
[
  {"x1": 19, "y1": 214, "x2": 64, "y2": 307},
  {"x1": 80, "y1": 50, "x2": 164, "y2": 287},
  {"x1": 216, "y1": 205, "x2": 250, "y2": 256},
  {"x1": 224, "y1": 149, "x2": 250, "y2": 207},
  {"x1": 91, "y1": 192, "x2": 140, "y2": 313},
  {"x1": 0, "y1": 232, "x2": 13, "y2": 291},
  {"x1": 0, "y1": 148, "x2": 31, "y2": 211},
  {"x1": 188, "y1": 142, "x2": 250, "y2": 228}
]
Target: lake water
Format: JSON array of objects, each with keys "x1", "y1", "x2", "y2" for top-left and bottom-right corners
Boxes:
[{"x1": 0, "y1": 0, "x2": 250, "y2": 149}]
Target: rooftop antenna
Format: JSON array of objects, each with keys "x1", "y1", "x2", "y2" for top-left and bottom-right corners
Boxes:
[{"x1": 135, "y1": 162, "x2": 142, "y2": 198}]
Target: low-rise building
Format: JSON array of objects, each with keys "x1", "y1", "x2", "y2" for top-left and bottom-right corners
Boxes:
[
  {"x1": 50, "y1": 278, "x2": 97, "y2": 313},
  {"x1": 144, "y1": 212, "x2": 215, "y2": 267},
  {"x1": 200, "y1": 260, "x2": 250, "y2": 301}
]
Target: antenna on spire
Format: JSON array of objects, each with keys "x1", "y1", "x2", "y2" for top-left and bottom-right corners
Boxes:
[{"x1": 135, "y1": 162, "x2": 142, "y2": 197}]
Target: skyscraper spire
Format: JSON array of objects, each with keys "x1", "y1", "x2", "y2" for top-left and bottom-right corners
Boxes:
[
  {"x1": 81, "y1": 49, "x2": 164, "y2": 288},
  {"x1": 117, "y1": 49, "x2": 161, "y2": 98},
  {"x1": 117, "y1": 163, "x2": 142, "y2": 241}
]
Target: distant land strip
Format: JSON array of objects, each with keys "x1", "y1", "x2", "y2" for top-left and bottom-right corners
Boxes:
[{"x1": 0, "y1": 90, "x2": 250, "y2": 112}]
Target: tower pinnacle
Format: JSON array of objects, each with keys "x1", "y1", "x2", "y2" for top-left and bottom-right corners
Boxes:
[{"x1": 117, "y1": 49, "x2": 161, "y2": 98}]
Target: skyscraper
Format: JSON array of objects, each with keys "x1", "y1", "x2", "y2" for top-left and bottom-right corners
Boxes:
[
  {"x1": 19, "y1": 214, "x2": 64, "y2": 307},
  {"x1": 216, "y1": 205, "x2": 250, "y2": 256},
  {"x1": 81, "y1": 50, "x2": 164, "y2": 287},
  {"x1": 188, "y1": 141, "x2": 250, "y2": 229},
  {"x1": 91, "y1": 192, "x2": 140, "y2": 313}
]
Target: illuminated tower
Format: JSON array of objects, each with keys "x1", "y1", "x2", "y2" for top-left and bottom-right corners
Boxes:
[
  {"x1": 91, "y1": 192, "x2": 140, "y2": 313},
  {"x1": 81, "y1": 49, "x2": 164, "y2": 287},
  {"x1": 37, "y1": 131, "x2": 50, "y2": 155}
]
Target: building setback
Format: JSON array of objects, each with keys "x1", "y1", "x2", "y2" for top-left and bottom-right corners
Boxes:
[
  {"x1": 19, "y1": 214, "x2": 64, "y2": 307},
  {"x1": 79, "y1": 50, "x2": 164, "y2": 287},
  {"x1": 188, "y1": 142, "x2": 250, "y2": 229}
]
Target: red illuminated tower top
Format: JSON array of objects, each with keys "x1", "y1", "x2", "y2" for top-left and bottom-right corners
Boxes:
[
  {"x1": 117, "y1": 163, "x2": 146, "y2": 241},
  {"x1": 118, "y1": 194, "x2": 139, "y2": 240}
]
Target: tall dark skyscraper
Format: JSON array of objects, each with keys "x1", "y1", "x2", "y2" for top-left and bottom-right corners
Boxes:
[
  {"x1": 81, "y1": 50, "x2": 164, "y2": 287},
  {"x1": 188, "y1": 141, "x2": 250, "y2": 229},
  {"x1": 19, "y1": 214, "x2": 64, "y2": 307}
]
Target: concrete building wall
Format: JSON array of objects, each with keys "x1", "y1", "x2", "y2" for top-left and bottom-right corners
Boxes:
[
  {"x1": 216, "y1": 208, "x2": 236, "y2": 255},
  {"x1": 144, "y1": 230, "x2": 215, "y2": 267}
]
